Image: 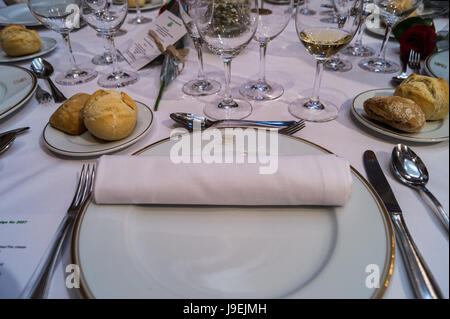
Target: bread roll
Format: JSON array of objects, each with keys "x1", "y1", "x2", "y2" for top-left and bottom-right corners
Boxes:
[
  {"x1": 0, "y1": 24, "x2": 41, "y2": 57},
  {"x1": 388, "y1": 0, "x2": 413, "y2": 14},
  {"x1": 49, "y1": 93, "x2": 91, "y2": 135},
  {"x1": 83, "y1": 90, "x2": 138, "y2": 141},
  {"x1": 128, "y1": 0, "x2": 146, "y2": 7},
  {"x1": 394, "y1": 74, "x2": 449, "y2": 120},
  {"x1": 363, "y1": 96, "x2": 426, "y2": 133}
]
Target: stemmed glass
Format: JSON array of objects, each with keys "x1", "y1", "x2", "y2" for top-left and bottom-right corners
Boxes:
[
  {"x1": 299, "y1": 0, "x2": 316, "y2": 16},
  {"x1": 192, "y1": 0, "x2": 259, "y2": 120},
  {"x1": 92, "y1": 33, "x2": 124, "y2": 65},
  {"x1": 341, "y1": 0, "x2": 375, "y2": 57},
  {"x1": 359, "y1": 0, "x2": 422, "y2": 73},
  {"x1": 81, "y1": 0, "x2": 139, "y2": 87},
  {"x1": 27, "y1": 0, "x2": 97, "y2": 85},
  {"x1": 289, "y1": 0, "x2": 362, "y2": 122},
  {"x1": 178, "y1": 0, "x2": 221, "y2": 96},
  {"x1": 129, "y1": 0, "x2": 151, "y2": 24},
  {"x1": 240, "y1": 0, "x2": 294, "y2": 101}
]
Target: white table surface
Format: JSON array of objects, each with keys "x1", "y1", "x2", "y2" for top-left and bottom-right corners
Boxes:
[{"x1": 0, "y1": 6, "x2": 448, "y2": 299}]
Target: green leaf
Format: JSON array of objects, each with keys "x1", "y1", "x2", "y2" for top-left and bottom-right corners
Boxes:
[{"x1": 392, "y1": 17, "x2": 435, "y2": 41}]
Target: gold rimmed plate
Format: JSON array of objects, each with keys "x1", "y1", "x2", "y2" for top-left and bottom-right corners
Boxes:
[{"x1": 0, "y1": 37, "x2": 57, "y2": 63}]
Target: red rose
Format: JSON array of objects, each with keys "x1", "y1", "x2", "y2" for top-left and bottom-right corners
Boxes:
[{"x1": 400, "y1": 25, "x2": 437, "y2": 63}]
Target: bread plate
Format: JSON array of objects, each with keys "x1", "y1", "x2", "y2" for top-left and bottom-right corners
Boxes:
[
  {"x1": 128, "y1": 0, "x2": 166, "y2": 12},
  {"x1": 352, "y1": 88, "x2": 449, "y2": 143},
  {"x1": 0, "y1": 37, "x2": 57, "y2": 63},
  {"x1": 0, "y1": 3, "x2": 41, "y2": 27},
  {"x1": 43, "y1": 101, "x2": 153, "y2": 157}
]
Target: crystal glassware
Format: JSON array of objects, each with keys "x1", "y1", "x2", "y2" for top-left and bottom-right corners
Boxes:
[
  {"x1": 192, "y1": 0, "x2": 259, "y2": 120},
  {"x1": 359, "y1": 0, "x2": 422, "y2": 73},
  {"x1": 178, "y1": 0, "x2": 221, "y2": 96},
  {"x1": 92, "y1": 32, "x2": 125, "y2": 65},
  {"x1": 239, "y1": 0, "x2": 294, "y2": 101},
  {"x1": 82, "y1": 0, "x2": 139, "y2": 88},
  {"x1": 27, "y1": 0, "x2": 97, "y2": 85},
  {"x1": 289, "y1": 0, "x2": 363, "y2": 122},
  {"x1": 128, "y1": 0, "x2": 151, "y2": 24},
  {"x1": 299, "y1": 0, "x2": 316, "y2": 16}
]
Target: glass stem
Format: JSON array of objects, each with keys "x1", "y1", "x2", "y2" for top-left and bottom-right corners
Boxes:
[
  {"x1": 378, "y1": 25, "x2": 393, "y2": 60},
  {"x1": 221, "y1": 57, "x2": 235, "y2": 107},
  {"x1": 193, "y1": 38, "x2": 206, "y2": 82},
  {"x1": 103, "y1": 34, "x2": 113, "y2": 61},
  {"x1": 61, "y1": 32, "x2": 78, "y2": 71},
  {"x1": 105, "y1": 33, "x2": 121, "y2": 75},
  {"x1": 309, "y1": 60, "x2": 324, "y2": 108},
  {"x1": 355, "y1": 15, "x2": 367, "y2": 46},
  {"x1": 258, "y1": 41, "x2": 267, "y2": 83},
  {"x1": 136, "y1": 3, "x2": 143, "y2": 23}
]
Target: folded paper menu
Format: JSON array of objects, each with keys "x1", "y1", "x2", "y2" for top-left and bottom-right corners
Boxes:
[{"x1": 93, "y1": 155, "x2": 353, "y2": 206}]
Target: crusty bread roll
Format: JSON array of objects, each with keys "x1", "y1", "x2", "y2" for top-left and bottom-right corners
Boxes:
[
  {"x1": 83, "y1": 90, "x2": 137, "y2": 141},
  {"x1": 363, "y1": 96, "x2": 426, "y2": 133},
  {"x1": 394, "y1": 74, "x2": 449, "y2": 120},
  {"x1": 49, "y1": 93, "x2": 91, "y2": 135},
  {"x1": 0, "y1": 24, "x2": 41, "y2": 57},
  {"x1": 128, "y1": 0, "x2": 146, "y2": 7},
  {"x1": 388, "y1": 0, "x2": 413, "y2": 14}
]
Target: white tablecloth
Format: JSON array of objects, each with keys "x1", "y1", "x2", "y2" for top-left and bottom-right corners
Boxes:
[{"x1": 0, "y1": 7, "x2": 448, "y2": 299}]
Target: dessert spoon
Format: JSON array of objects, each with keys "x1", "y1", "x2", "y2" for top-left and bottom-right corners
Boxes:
[{"x1": 30, "y1": 58, "x2": 67, "y2": 103}]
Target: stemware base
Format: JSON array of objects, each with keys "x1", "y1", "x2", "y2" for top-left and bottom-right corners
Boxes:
[
  {"x1": 288, "y1": 97, "x2": 338, "y2": 122},
  {"x1": 128, "y1": 16, "x2": 152, "y2": 24},
  {"x1": 204, "y1": 97, "x2": 252, "y2": 120},
  {"x1": 182, "y1": 79, "x2": 221, "y2": 96},
  {"x1": 299, "y1": 8, "x2": 316, "y2": 16},
  {"x1": 239, "y1": 80, "x2": 284, "y2": 101},
  {"x1": 342, "y1": 44, "x2": 375, "y2": 57},
  {"x1": 92, "y1": 52, "x2": 124, "y2": 65},
  {"x1": 359, "y1": 57, "x2": 400, "y2": 73},
  {"x1": 55, "y1": 68, "x2": 97, "y2": 86},
  {"x1": 324, "y1": 57, "x2": 352, "y2": 72},
  {"x1": 98, "y1": 70, "x2": 139, "y2": 88}
]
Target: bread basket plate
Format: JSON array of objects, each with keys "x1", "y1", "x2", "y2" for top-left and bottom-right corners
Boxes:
[
  {"x1": 0, "y1": 3, "x2": 41, "y2": 26},
  {"x1": 352, "y1": 89, "x2": 449, "y2": 143},
  {"x1": 0, "y1": 65, "x2": 37, "y2": 121},
  {"x1": 128, "y1": 0, "x2": 166, "y2": 12},
  {"x1": 0, "y1": 37, "x2": 57, "y2": 63},
  {"x1": 43, "y1": 101, "x2": 153, "y2": 157},
  {"x1": 425, "y1": 50, "x2": 449, "y2": 83}
]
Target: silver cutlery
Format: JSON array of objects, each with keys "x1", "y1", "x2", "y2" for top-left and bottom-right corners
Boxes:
[
  {"x1": 363, "y1": 150, "x2": 443, "y2": 299},
  {"x1": 170, "y1": 112, "x2": 297, "y2": 130},
  {"x1": 392, "y1": 50, "x2": 413, "y2": 84},
  {"x1": 19, "y1": 164, "x2": 95, "y2": 299},
  {"x1": 408, "y1": 50, "x2": 421, "y2": 74},
  {"x1": 278, "y1": 120, "x2": 306, "y2": 135},
  {"x1": 0, "y1": 127, "x2": 29, "y2": 155},
  {"x1": 35, "y1": 85, "x2": 52, "y2": 104},
  {"x1": 391, "y1": 144, "x2": 449, "y2": 233},
  {"x1": 0, "y1": 127, "x2": 29, "y2": 138},
  {"x1": 30, "y1": 58, "x2": 67, "y2": 103}
]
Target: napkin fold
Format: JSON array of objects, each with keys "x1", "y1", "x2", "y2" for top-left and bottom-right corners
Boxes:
[{"x1": 93, "y1": 155, "x2": 353, "y2": 206}]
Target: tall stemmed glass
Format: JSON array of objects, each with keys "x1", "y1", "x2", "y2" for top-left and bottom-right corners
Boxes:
[
  {"x1": 178, "y1": 0, "x2": 221, "y2": 96},
  {"x1": 82, "y1": 0, "x2": 139, "y2": 87},
  {"x1": 359, "y1": 0, "x2": 422, "y2": 73},
  {"x1": 289, "y1": 0, "x2": 362, "y2": 122},
  {"x1": 27, "y1": 0, "x2": 97, "y2": 85},
  {"x1": 192, "y1": 0, "x2": 259, "y2": 120},
  {"x1": 129, "y1": 0, "x2": 151, "y2": 24},
  {"x1": 341, "y1": 0, "x2": 375, "y2": 57},
  {"x1": 240, "y1": 0, "x2": 294, "y2": 101}
]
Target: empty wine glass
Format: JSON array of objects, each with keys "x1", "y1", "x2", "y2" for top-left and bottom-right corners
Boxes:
[
  {"x1": 82, "y1": 0, "x2": 139, "y2": 87},
  {"x1": 128, "y1": 0, "x2": 151, "y2": 24},
  {"x1": 192, "y1": 0, "x2": 259, "y2": 120},
  {"x1": 92, "y1": 32, "x2": 125, "y2": 65},
  {"x1": 178, "y1": 0, "x2": 221, "y2": 96},
  {"x1": 341, "y1": 0, "x2": 375, "y2": 57},
  {"x1": 27, "y1": 0, "x2": 97, "y2": 85},
  {"x1": 289, "y1": 0, "x2": 362, "y2": 122},
  {"x1": 240, "y1": 0, "x2": 294, "y2": 101},
  {"x1": 359, "y1": 0, "x2": 422, "y2": 73}
]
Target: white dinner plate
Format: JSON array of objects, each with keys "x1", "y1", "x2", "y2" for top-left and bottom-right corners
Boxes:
[
  {"x1": 43, "y1": 101, "x2": 153, "y2": 157},
  {"x1": 128, "y1": 0, "x2": 166, "y2": 12},
  {"x1": 365, "y1": 18, "x2": 395, "y2": 39},
  {"x1": 0, "y1": 3, "x2": 40, "y2": 26},
  {"x1": 352, "y1": 88, "x2": 449, "y2": 143},
  {"x1": 0, "y1": 64, "x2": 37, "y2": 120},
  {"x1": 72, "y1": 131, "x2": 394, "y2": 299},
  {"x1": 425, "y1": 50, "x2": 449, "y2": 83},
  {"x1": 0, "y1": 37, "x2": 57, "y2": 63}
]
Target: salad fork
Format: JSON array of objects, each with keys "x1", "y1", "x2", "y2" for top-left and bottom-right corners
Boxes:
[
  {"x1": 408, "y1": 50, "x2": 421, "y2": 74},
  {"x1": 19, "y1": 164, "x2": 95, "y2": 299},
  {"x1": 35, "y1": 85, "x2": 52, "y2": 104},
  {"x1": 278, "y1": 120, "x2": 306, "y2": 135}
]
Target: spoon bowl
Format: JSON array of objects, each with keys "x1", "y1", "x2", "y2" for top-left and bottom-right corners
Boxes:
[{"x1": 30, "y1": 58, "x2": 67, "y2": 102}]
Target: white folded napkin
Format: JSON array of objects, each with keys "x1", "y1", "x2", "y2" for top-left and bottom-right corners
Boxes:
[{"x1": 93, "y1": 155, "x2": 353, "y2": 206}]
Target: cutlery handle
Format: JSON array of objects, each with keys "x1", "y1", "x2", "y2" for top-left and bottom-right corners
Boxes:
[
  {"x1": 45, "y1": 77, "x2": 67, "y2": 103},
  {"x1": 420, "y1": 187, "x2": 449, "y2": 233},
  {"x1": 218, "y1": 120, "x2": 296, "y2": 128},
  {"x1": 19, "y1": 214, "x2": 73, "y2": 299},
  {"x1": 391, "y1": 214, "x2": 443, "y2": 299}
]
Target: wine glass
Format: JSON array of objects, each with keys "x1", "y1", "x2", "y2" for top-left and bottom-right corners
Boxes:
[
  {"x1": 128, "y1": 0, "x2": 151, "y2": 24},
  {"x1": 289, "y1": 0, "x2": 362, "y2": 122},
  {"x1": 239, "y1": 0, "x2": 294, "y2": 101},
  {"x1": 27, "y1": 0, "x2": 97, "y2": 86},
  {"x1": 341, "y1": 0, "x2": 375, "y2": 57},
  {"x1": 359, "y1": 0, "x2": 422, "y2": 73},
  {"x1": 92, "y1": 32, "x2": 125, "y2": 65},
  {"x1": 81, "y1": 0, "x2": 139, "y2": 87},
  {"x1": 299, "y1": 0, "x2": 316, "y2": 16},
  {"x1": 192, "y1": 0, "x2": 259, "y2": 120},
  {"x1": 178, "y1": 0, "x2": 221, "y2": 96}
]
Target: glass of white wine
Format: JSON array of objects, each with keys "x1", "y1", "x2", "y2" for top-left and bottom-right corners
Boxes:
[{"x1": 289, "y1": 0, "x2": 363, "y2": 122}]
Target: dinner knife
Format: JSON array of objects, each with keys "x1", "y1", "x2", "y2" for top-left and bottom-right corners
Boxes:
[
  {"x1": 363, "y1": 150, "x2": 443, "y2": 299},
  {"x1": 0, "y1": 132, "x2": 16, "y2": 155},
  {"x1": 0, "y1": 127, "x2": 29, "y2": 138}
]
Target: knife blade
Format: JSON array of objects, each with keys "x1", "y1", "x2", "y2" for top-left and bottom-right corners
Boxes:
[
  {"x1": 0, "y1": 127, "x2": 29, "y2": 138},
  {"x1": 363, "y1": 150, "x2": 443, "y2": 299},
  {"x1": 0, "y1": 132, "x2": 16, "y2": 155}
]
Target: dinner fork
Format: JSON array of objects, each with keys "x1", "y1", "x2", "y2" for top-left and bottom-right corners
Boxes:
[
  {"x1": 408, "y1": 50, "x2": 421, "y2": 74},
  {"x1": 278, "y1": 120, "x2": 306, "y2": 135},
  {"x1": 35, "y1": 85, "x2": 52, "y2": 104},
  {"x1": 19, "y1": 164, "x2": 95, "y2": 299}
]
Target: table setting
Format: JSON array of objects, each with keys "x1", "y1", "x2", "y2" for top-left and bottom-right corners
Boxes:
[{"x1": 0, "y1": 0, "x2": 448, "y2": 301}]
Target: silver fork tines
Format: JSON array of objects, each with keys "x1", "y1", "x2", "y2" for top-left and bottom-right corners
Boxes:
[
  {"x1": 35, "y1": 84, "x2": 53, "y2": 104},
  {"x1": 19, "y1": 164, "x2": 95, "y2": 299},
  {"x1": 278, "y1": 120, "x2": 306, "y2": 136},
  {"x1": 408, "y1": 50, "x2": 421, "y2": 74}
]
